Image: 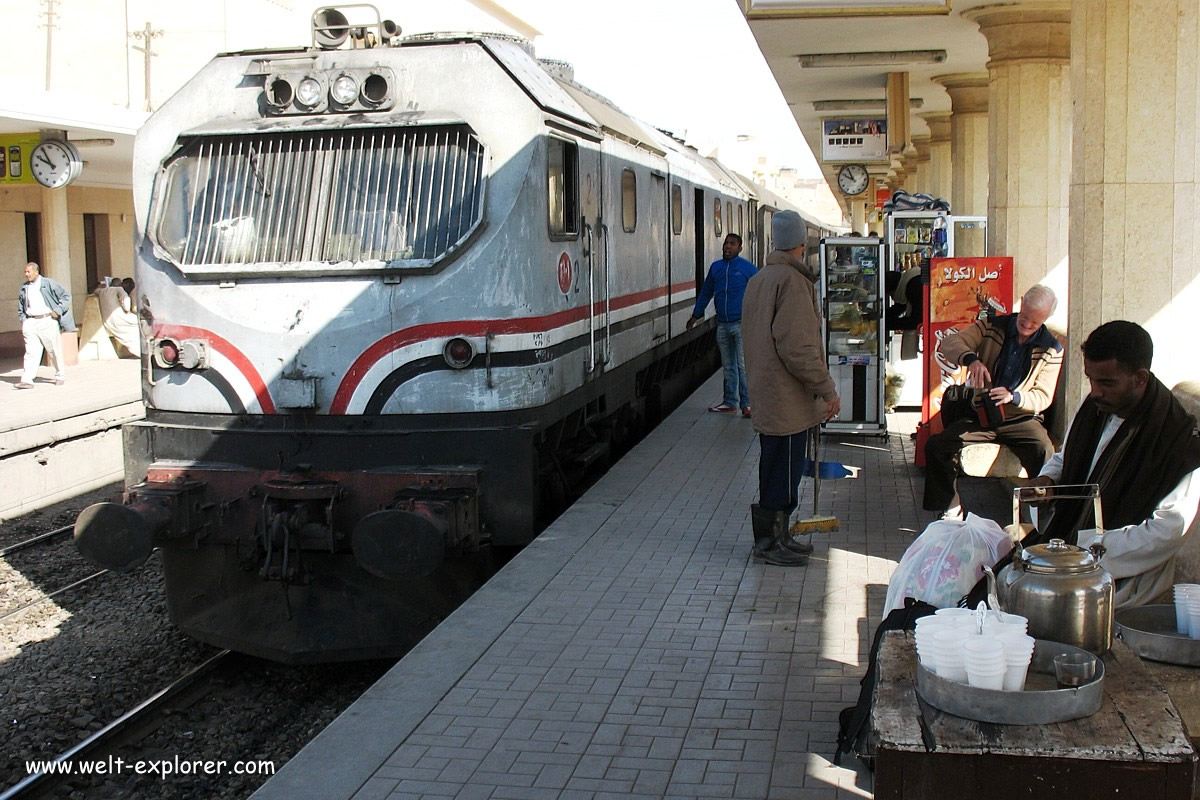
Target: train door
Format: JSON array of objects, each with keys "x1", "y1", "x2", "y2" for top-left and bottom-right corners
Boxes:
[
  {"x1": 650, "y1": 172, "x2": 669, "y2": 341},
  {"x1": 576, "y1": 137, "x2": 605, "y2": 374}
]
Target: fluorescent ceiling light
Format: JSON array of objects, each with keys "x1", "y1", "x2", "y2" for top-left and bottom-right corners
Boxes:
[
  {"x1": 811, "y1": 98, "x2": 925, "y2": 111},
  {"x1": 797, "y1": 50, "x2": 947, "y2": 68}
]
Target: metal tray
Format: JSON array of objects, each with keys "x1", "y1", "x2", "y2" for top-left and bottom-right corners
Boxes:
[
  {"x1": 1115, "y1": 604, "x2": 1200, "y2": 666},
  {"x1": 916, "y1": 640, "x2": 1104, "y2": 725}
]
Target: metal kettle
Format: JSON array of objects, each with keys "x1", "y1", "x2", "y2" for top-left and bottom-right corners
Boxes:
[{"x1": 985, "y1": 485, "x2": 1115, "y2": 654}]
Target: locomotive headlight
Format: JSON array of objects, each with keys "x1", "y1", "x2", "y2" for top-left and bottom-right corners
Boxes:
[
  {"x1": 330, "y1": 73, "x2": 359, "y2": 105},
  {"x1": 295, "y1": 76, "x2": 323, "y2": 108},
  {"x1": 443, "y1": 338, "x2": 475, "y2": 369}
]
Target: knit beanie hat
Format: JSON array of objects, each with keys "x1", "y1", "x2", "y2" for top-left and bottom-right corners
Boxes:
[{"x1": 772, "y1": 210, "x2": 807, "y2": 252}]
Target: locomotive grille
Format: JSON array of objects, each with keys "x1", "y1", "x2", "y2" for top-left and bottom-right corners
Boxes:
[{"x1": 155, "y1": 125, "x2": 487, "y2": 268}]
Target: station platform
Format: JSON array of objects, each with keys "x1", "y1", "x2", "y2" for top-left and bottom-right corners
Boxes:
[
  {"x1": 253, "y1": 376, "x2": 933, "y2": 800},
  {"x1": 0, "y1": 356, "x2": 142, "y2": 520}
]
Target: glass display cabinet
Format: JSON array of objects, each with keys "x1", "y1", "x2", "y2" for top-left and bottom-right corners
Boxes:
[{"x1": 819, "y1": 236, "x2": 887, "y2": 436}]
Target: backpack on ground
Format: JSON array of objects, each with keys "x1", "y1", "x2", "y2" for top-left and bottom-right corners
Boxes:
[{"x1": 834, "y1": 597, "x2": 938, "y2": 768}]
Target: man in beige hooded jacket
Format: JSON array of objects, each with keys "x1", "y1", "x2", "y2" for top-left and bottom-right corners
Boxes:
[{"x1": 742, "y1": 211, "x2": 841, "y2": 565}]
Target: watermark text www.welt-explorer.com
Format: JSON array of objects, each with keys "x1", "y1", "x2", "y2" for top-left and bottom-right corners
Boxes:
[{"x1": 26, "y1": 755, "x2": 276, "y2": 780}]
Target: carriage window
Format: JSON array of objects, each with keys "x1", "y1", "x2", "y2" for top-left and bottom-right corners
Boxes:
[
  {"x1": 713, "y1": 198, "x2": 722, "y2": 236},
  {"x1": 548, "y1": 137, "x2": 579, "y2": 237},
  {"x1": 621, "y1": 169, "x2": 637, "y2": 232},
  {"x1": 727, "y1": 202, "x2": 733, "y2": 236},
  {"x1": 737, "y1": 205, "x2": 743, "y2": 237},
  {"x1": 671, "y1": 184, "x2": 682, "y2": 235}
]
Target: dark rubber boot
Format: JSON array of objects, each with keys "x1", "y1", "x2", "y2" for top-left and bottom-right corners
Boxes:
[
  {"x1": 750, "y1": 505, "x2": 808, "y2": 566},
  {"x1": 782, "y1": 525, "x2": 815, "y2": 556}
]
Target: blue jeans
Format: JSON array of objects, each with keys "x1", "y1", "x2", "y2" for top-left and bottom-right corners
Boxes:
[{"x1": 715, "y1": 321, "x2": 749, "y2": 408}]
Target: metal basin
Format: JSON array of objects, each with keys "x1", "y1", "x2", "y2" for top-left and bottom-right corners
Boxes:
[
  {"x1": 916, "y1": 639, "x2": 1104, "y2": 725},
  {"x1": 1115, "y1": 604, "x2": 1200, "y2": 667}
]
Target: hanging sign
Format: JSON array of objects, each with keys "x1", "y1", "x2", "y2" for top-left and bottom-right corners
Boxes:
[{"x1": 0, "y1": 134, "x2": 41, "y2": 185}]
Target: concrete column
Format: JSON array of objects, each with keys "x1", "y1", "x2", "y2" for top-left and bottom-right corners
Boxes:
[
  {"x1": 1068, "y1": 0, "x2": 1200, "y2": 398},
  {"x1": 911, "y1": 135, "x2": 932, "y2": 195},
  {"x1": 39, "y1": 187, "x2": 71, "y2": 284},
  {"x1": 965, "y1": 1, "x2": 1071, "y2": 304},
  {"x1": 935, "y1": 73, "x2": 990, "y2": 217},
  {"x1": 920, "y1": 111, "x2": 953, "y2": 205},
  {"x1": 936, "y1": 73, "x2": 990, "y2": 258},
  {"x1": 850, "y1": 197, "x2": 867, "y2": 235}
]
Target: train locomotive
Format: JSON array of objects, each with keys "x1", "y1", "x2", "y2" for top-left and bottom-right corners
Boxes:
[{"x1": 74, "y1": 5, "x2": 832, "y2": 662}]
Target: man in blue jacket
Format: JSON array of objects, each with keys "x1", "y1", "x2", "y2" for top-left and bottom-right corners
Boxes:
[
  {"x1": 17, "y1": 261, "x2": 76, "y2": 389},
  {"x1": 687, "y1": 233, "x2": 757, "y2": 416}
]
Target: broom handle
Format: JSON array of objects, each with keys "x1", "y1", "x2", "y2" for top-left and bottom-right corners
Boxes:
[{"x1": 812, "y1": 424, "x2": 821, "y2": 516}]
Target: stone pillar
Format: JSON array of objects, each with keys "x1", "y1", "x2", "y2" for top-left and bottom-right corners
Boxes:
[
  {"x1": 935, "y1": 73, "x2": 990, "y2": 257},
  {"x1": 1068, "y1": 0, "x2": 1200, "y2": 399},
  {"x1": 850, "y1": 197, "x2": 867, "y2": 235},
  {"x1": 39, "y1": 186, "x2": 78, "y2": 366},
  {"x1": 920, "y1": 111, "x2": 953, "y2": 205},
  {"x1": 910, "y1": 135, "x2": 932, "y2": 195},
  {"x1": 964, "y1": 1, "x2": 1071, "y2": 305}
]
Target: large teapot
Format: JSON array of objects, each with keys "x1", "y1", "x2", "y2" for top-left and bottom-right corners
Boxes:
[{"x1": 985, "y1": 485, "x2": 1114, "y2": 654}]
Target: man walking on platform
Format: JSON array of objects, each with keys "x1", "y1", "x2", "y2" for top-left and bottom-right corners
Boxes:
[
  {"x1": 743, "y1": 211, "x2": 841, "y2": 566},
  {"x1": 688, "y1": 233, "x2": 757, "y2": 417},
  {"x1": 16, "y1": 261, "x2": 75, "y2": 389}
]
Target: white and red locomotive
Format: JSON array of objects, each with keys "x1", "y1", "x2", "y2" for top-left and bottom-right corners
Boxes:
[{"x1": 74, "y1": 6, "x2": 831, "y2": 662}]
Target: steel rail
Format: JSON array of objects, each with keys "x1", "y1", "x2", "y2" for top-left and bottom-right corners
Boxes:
[{"x1": 0, "y1": 650, "x2": 235, "y2": 800}]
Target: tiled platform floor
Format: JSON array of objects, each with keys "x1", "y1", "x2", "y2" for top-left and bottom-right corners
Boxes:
[{"x1": 254, "y1": 375, "x2": 934, "y2": 800}]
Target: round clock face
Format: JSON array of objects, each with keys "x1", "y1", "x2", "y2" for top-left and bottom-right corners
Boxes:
[
  {"x1": 31, "y1": 140, "x2": 82, "y2": 189},
  {"x1": 837, "y1": 164, "x2": 870, "y2": 196}
]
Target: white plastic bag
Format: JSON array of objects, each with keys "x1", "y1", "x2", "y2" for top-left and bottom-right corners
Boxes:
[{"x1": 883, "y1": 513, "x2": 1016, "y2": 618}]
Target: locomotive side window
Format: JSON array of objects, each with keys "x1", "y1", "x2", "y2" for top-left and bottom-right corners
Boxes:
[
  {"x1": 621, "y1": 168, "x2": 637, "y2": 233},
  {"x1": 737, "y1": 205, "x2": 744, "y2": 238},
  {"x1": 153, "y1": 126, "x2": 487, "y2": 269},
  {"x1": 727, "y1": 202, "x2": 733, "y2": 235},
  {"x1": 671, "y1": 184, "x2": 682, "y2": 235},
  {"x1": 547, "y1": 136, "x2": 579, "y2": 237},
  {"x1": 713, "y1": 198, "x2": 722, "y2": 236}
]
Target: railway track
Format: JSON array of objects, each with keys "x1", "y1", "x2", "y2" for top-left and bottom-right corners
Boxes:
[{"x1": 0, "y1": 651, "x2": 238, "y2": 800}]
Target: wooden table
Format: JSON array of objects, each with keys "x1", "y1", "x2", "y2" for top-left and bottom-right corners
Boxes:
[{"x1": 872, "y1": 632, "x2": 1196, "y2": 799}]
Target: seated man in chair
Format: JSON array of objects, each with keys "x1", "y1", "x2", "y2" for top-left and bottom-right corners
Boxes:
[
  {"x1": 923, "y1": 285, "x2": 1063, "y2": 518},
  {"x1": 1028, "y1": 321, "x2": 1200, "y2": 608}
]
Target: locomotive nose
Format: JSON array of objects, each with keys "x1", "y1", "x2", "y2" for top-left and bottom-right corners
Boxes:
[{"x1": 74, "y1": 502, "x2": 162, "y2": 571}]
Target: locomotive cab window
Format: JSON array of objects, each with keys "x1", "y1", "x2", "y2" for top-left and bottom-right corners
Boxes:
[
  {"x1": 548, "y1": 137, "x2": 579, "y2": 237},
  {"x1": 671, "y1": 184, "x2": 682, "y2": 235},
  {"x1": 713, "y1": 198, "x2": 722, "y2": 236},
  {"x1": 621, "y1": 169, "x2": 637, "y2": 232}
]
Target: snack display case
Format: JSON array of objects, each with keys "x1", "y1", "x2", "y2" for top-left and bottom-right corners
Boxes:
[{"x1": 819, "y1": 236, "x2": 887, "y2": 436}]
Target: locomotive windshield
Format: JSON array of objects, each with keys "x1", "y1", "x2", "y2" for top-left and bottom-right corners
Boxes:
[{"x1": 153, "y1": 125, "x2": 487, "y2": 270}]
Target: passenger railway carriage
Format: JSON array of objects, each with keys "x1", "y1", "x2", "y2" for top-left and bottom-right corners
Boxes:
[{"x1": 74, "y1": 6, "x2": 834, "y2": 662}]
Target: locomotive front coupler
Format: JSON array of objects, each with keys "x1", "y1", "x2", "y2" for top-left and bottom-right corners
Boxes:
[{"x1": 74, "y1": 477, "x2": 211, "y2": 572}]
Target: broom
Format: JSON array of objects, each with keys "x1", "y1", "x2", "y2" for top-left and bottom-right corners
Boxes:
[{"x1": 791, "y1": 424, "x2": 840, "y2": 534}]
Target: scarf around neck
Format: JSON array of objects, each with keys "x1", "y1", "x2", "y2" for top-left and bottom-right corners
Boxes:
[{"x1": 1041, "y1": 373, "x2": 1200, "y2": 544}]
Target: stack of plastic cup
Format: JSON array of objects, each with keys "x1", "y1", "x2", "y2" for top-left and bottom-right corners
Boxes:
[
  {"x1": 934, "y1": 607, "x2": 975, "y2": 624},
  {"x1": 930, "y1": 626, "x2": 969, "y2": 683},
  {"x1": 989, "y1": 611, "x2": 1029, "y2": 631},
  {"x1": 1187, "y1": 591, "x2": 1200, "y2": 639},
  {"x1": 982, "y1": 619, "x2": 1028, "y2": 639},
  {"x1": 914, "y1": 616, "x2": 954, "y2": 670},
  {"x1": 993, "y1": 632, "x2": 1036, "y2": 691},
  {"x1": 961, "y1": 636, "x2": 1006, "y2": 690},
  {"x1": 1174, "y1": 584, "x2": 1200, "y2": 635}
]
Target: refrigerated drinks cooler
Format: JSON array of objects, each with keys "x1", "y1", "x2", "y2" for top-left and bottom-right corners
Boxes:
[{"x1": 819, "y1": 236, "x2": 887, "y2": 436}]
